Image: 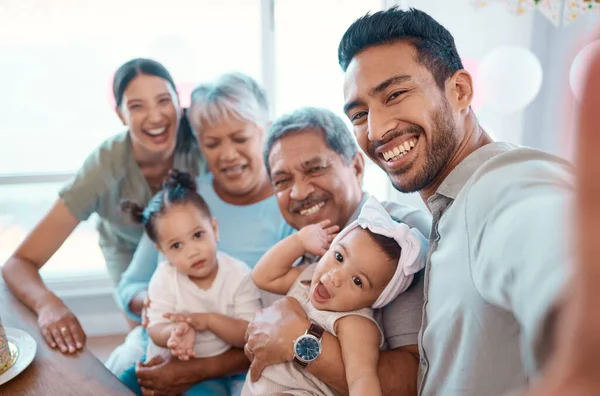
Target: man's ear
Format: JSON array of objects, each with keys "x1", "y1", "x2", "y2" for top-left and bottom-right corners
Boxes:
[
  {"x1": 448, "y1": 69, "x2": 474, "y2": 114},
  {"x1": 351, "y1": 152, "x2": 365, "y2": 185}
]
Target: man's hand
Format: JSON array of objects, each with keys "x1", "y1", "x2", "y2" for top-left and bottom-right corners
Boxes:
[
  {"x1": 297, "y1": 220, "x2": 339, "y2": 256},
  {"x1": 167, "y1": 322, "x2": 196, "y2": 361},
  {"x1": 136, "y1": 355, "x2": 197, "y2": 396},
  {"x1": 164, "y1": 312, "x2": 210, "y2": 331},
  {"x1": 244, "y1": 296, "x2": 310, "y2": 381}
]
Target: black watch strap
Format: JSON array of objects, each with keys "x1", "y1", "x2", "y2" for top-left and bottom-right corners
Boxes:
[
  {"x1": 294, "y1": 357, "x2": 309, "y2": 368},
  {"x1": 307, "y1": 322, "x2": 324, "y2": 339},
  {"x1": 293, "y1": 322, "x2": 324, "y2": 368}
]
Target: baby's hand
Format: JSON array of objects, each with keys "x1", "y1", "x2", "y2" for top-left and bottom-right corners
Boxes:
[
  {"x1": 167, "y1": 322, "x2": 196, "y2": 361},
  {"x1": 297, "y1": 220, "x2": 340, "y2": 256},
  {"x1": 164, "y1": 312, "x2": 211, "y2": 331}
]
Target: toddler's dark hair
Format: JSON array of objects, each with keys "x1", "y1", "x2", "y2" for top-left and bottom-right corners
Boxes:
[{"x1": 121, "y1": 169, "x2": 211, "y2": 243}]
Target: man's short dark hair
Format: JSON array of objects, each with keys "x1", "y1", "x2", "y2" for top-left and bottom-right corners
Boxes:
[
  {"x1": 263, "y1": 107, "x2": 358, "y2": 177},
  {"x1": 338, "y1": 7, "x2": 463, "y2": 89}
]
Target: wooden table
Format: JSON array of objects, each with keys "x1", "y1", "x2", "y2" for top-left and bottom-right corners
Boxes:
[{"x1": 0, "y1": 284, "x2": 133, "y2": 395}]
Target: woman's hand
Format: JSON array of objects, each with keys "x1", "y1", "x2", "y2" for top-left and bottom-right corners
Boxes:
[
  {"x1": 297, "y1": 220, "x2": 340, "y2": 256},
  {"x1": 37, "y1": 296, "x2": 86, "y2": 354}
]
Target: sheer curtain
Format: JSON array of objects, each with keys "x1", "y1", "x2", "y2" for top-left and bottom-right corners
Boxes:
[{"x1": 523, "y1": 12, "x2": 599, "y2": 161}]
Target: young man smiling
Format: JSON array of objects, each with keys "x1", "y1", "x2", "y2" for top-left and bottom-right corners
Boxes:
[{"x1": 340, "y1": 7, "x2": 574, "y2": 396}]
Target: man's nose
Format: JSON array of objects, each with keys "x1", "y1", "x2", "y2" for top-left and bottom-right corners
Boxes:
[
  {"x1": 290, "y1": 179, "x2": 315, "y2": 201},
  {"x1": 368, "y1": 106, "x2": 399, "y2": 142}
]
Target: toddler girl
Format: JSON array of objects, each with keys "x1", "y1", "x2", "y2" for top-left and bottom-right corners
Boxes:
[{"x1": 122, "y1": 169, "x2": 261, "y2": 396}]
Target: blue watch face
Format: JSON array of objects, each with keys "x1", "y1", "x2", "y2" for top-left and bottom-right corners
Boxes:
[{"x1": 294, "y1": 336, "x2": 320, "y2": 362}]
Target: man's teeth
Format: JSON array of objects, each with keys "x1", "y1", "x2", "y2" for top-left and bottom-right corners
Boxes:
[
  {"x1": 147, "y1": 128, "x2": 167, "y2": 136},
  {"x1": 300, "y1": 202, "x2": 325, "y2": 216},
  {"x1": 382, "y1": 138, "x2": 417, "y2": 161}
]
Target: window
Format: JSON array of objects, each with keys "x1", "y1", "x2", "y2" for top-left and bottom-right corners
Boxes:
[
  {"x1": 0, "y1": 0, "x2": 263, "y2": 278},
  {"x1": 274, "y1": 0, "x2": 381, "y2": 115},
  {"x1": 0, "y1": 182, "x2": 106, "y2": 279},
  {"x1": 0, "y1": 0, "x2": 262, "y2": 175}
]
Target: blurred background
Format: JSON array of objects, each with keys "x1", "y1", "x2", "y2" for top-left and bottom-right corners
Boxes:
[{"x1": 0, "y1": 0, "x2": 597, "y2": 344}]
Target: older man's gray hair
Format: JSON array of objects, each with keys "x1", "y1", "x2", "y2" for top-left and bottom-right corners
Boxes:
[
  {"x1": 264, "y1": 107, "x2": 359, "y2": 176},
  {"x1": 188, "y1": 72, "x2": 269, "y2": 135}
]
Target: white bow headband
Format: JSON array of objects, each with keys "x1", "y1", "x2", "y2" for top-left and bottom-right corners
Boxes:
[{"x1": 331, "y1": 196, "x2": 428, "y2": 309}]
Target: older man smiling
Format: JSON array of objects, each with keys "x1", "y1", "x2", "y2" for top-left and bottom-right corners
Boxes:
[{"x1": 244, "y1": 107, "x2": 432, "y2": 396}]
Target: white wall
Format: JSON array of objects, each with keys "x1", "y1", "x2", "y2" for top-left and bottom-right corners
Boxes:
[
  {"x1": 408, "y1": 0, "x2": 534, "y2": 143},
  {"x1": 391, "y1": 1, "x2": 535, "y2": 209},
  {"x1": 523, "y1": 12, "x2": 599, "y2": 160}
]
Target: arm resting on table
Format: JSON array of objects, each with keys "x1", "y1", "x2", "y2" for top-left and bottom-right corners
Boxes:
[{"x1": 2, "y1": 200, "x2": 80, "y2": 314}]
